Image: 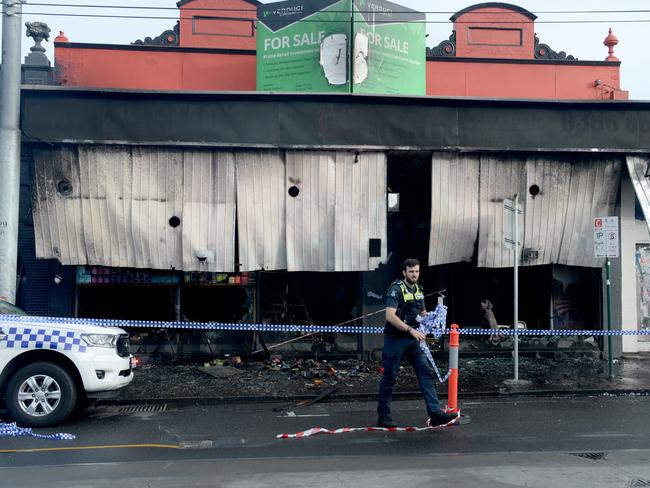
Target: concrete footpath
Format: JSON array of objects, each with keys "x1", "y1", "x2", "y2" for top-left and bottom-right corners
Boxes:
[{"x1": 489, "y1": 352, "x2": 650, "y2": 395}]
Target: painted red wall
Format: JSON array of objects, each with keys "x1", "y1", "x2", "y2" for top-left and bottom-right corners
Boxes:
[
  {"x1": 55, "y1": 44, "x2": 256, "y2": 91},
  {"x1": 426, "y1": 60, "x2": 627, "y2": 100},
  {"x1": 178, "y1": 0, "x2": 257, "y2": 50},
  {"x1": 453, "y1": 6, "x2": 536, "y2": 59},
  {"x1": 52, "y1": 1, "x2": 628, "y2": 99},
  {"x1": 55, "y1": 43, "x2": 626, "y2": 100},
  {"x1": 422, "y1": 3, "x2": 626, "y2": 99}
]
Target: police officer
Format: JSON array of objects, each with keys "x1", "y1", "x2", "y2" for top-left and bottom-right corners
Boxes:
[{"x1": 376, "y1": 258, "x2": 459, "y2": 428}]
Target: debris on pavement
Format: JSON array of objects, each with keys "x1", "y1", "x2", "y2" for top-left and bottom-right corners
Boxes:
[
  {"x1": 197, "y1": 364, "x2": 242, "y2": 378},
  {"x1": 273, "y1": 386, "x2": 340, "y2": 412},
  {"x1": 115, "y1": 353, "x2": 622, "y2": 401}
]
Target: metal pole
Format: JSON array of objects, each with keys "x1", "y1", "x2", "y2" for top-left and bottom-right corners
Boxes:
[
  {"x1": 0, "y1": 0, "x2": 23, "y2": 304},
  {"x1": 513, "y1": 193, "x2": 519, "y2": 381},
  {"x1": 349, "y1": 0, "x2": 354, "y2": 93},
  {"x1": 606, "y1": 258, "x2": 613, "y2": 378}
]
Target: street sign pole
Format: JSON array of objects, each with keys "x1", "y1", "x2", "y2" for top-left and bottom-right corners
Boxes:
[
  {"x1": 606, "y1": 257, "x2": 613, "y2": 378},
  {"x1": 594, "y1": 216, "x2": 618, "y2": 380},
  {"x1": 513, "y1": 194, "x2": 519, "y2": 381},
  {"x1": 503, "y1": 195, "x2": 522, "y2": 381}
]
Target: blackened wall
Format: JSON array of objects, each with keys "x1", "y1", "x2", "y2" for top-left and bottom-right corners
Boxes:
[{"x1": 18, "y1": 147, "x2": 75, "y2": 316}]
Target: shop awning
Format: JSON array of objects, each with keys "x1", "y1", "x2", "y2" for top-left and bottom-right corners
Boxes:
[
  {"x1": 429, "y1": 152, "x2": 480, "y2": 265},
  {"x1": 285, "y1": 151, "x2": 387, "y2": 272},
  {"x1": 32, "y1": 145, "x2": 237, "y2": 272},
  {"x1": 235, "y1": 150, "x2": 287, "y2": 272},
  {"x1": 429, "y1": 152, "x2": 622, "y2": 268},
  {"x1": 626, "y1": 156, "x2": 650, "y2": 229},
  {"x1": 32, "y1": 146, "x2": 387, "y2": 273}
]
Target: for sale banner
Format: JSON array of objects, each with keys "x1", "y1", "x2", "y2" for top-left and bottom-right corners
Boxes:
[
  {"x1": 257, "y1": 0, "x2": 351, "y2": 92},
  {"x1": 351, "y1": 0, "x2": 425, "y2": 94},
  {"x1": 256, "y1": 0, "x2": 425, "y2": 94}
]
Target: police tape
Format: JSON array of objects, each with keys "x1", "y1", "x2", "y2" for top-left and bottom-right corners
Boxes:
[
  {"x1": 2, "y1": 314, "x2": 650, "y2": 336},
  {"x1": 277, "y1": 415, "x2": 461, "y2": 438},
  {"x1": 0, "y1": 422, "x2": 75, "y2": 440},
  {"x1": 277, "y1": 426, "x2": 435, "y2": 438},
  {"x1": 457, "y1": 328, "x2": 650, "y2": 336}
]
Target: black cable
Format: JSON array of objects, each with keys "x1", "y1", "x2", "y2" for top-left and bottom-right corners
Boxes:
[
  {"x1": 18, "y1": 11, "x2": 650, "y2": 24},
  {"x1": 24, "y1": 2, "x2": 258, "y2": 12},
  {"x1": 20, "y1": 2, "x2": 650, "y2": 15}
]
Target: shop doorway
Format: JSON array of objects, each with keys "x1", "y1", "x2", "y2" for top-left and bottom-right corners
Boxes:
[
  {"x1": 258, "y1": 271, "x2": 361, "y2": 355},
  {"x1": 385, "y1": 151, "x2": 432, "y2": 282}
]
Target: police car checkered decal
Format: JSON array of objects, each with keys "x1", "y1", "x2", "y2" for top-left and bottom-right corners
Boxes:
[{"x1": 0, "y1": 326, "x2": 87, "y2": 353}]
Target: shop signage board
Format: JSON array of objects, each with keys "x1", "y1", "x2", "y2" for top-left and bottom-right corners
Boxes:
[
  {"x1": 256, "y1": 0, "x2": 425, "y2": 94},
  {"x1": 76, "y1": 266, "x2": 180, "y2": 285},
  {"x1": 502, "y1": 197, "x2": 523, "y2": 250}
]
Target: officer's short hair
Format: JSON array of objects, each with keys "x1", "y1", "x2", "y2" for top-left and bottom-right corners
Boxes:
[{"x1": 402, "y1": 258, "x2": 420, "y2": 271}]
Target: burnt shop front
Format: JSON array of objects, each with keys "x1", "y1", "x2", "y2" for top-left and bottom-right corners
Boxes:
[{"x1": 75, "y1": 266, "x2": 257, "y2": 361}]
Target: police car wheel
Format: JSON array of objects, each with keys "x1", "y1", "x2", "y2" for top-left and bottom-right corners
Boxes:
[{"x1": 6, "y1": 362, "x2": 78, "y2": 427}]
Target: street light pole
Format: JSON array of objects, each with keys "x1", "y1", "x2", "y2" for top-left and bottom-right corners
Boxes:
[{"x1": 0, "y1": 0, "x2": 23, "y2": 303}]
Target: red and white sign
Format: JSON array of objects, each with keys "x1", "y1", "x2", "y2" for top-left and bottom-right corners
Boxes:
[{"x1": 594, "y1": 216, "x2": 619, "y2": 258}]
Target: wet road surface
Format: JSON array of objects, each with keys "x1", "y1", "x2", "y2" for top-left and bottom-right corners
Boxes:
[{"x1": 1, "y1": 394, "x2": 650, "y2": 487}]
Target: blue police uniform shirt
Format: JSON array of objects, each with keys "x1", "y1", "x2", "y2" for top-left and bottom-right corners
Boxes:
[{"x1": 384, "y1": 280, "x2": 425, "y2": 336}]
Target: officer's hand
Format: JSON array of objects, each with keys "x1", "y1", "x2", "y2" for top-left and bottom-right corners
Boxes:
[{"x1": 410, "y1": 328, "x2": 426, "y2": 342}]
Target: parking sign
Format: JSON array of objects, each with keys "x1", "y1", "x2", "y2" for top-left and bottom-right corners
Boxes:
[{"x1": 594, "y1": 217, "x2": 619, "y2": 258}]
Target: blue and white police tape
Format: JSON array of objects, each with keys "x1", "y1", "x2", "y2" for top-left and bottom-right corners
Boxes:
[
  {"x1": 417, "y1": 305, "x2": 451, "y2": 383},
  {"x1": 0, "y1": 422, "x2": 75, "y2": 440},
  {"x1": 0, "y1": 315, "x2": 383, "y2": 333},
  {"x1": 457, "y1": 328, "x2": 650, "y2": 336},
  {"x1": 2, "y1": 314, "x2": 650, "y2": 336},
  {"x1": 416, "y1": 305, "x2": 447, "y2": 339}
]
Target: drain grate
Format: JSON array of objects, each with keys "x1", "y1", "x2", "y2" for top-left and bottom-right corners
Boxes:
[
  {"x1": 569, "y1": 452, "x2": 607, "y2": 461},
  {"x1": 119, "y1": 404, "x2": 168, "y2": 414},
  {"x1": 630, "y1": 479, "x2": 650, "y2": 488}
]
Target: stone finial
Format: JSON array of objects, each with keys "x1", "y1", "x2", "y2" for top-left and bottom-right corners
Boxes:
[
  {"x1": 603, "y1": 28, "x2": 619, "y2": 62},
  {"x1": 25, "y1": 21, "x2": 51, "y2": 50},
  {"x1": 24, "y1": 21, "x2": 51, "y2": 67},
  {"x1": 54, "y1": 31, "x2": 69, "y2": 43}
]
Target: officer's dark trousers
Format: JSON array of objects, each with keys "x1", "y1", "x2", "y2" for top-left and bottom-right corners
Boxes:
[{"x1": 377, "y1": 334, "x2": 441, "y2": 420}]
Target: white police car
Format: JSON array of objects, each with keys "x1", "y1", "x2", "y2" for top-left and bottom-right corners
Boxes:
[{"x1": 0, "y1": 300, "x2": 133, "y2": 427}]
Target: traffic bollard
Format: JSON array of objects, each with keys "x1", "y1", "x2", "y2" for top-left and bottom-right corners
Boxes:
[{"x1": 446, "y1": 323, "x2": 460, "y2": 413}]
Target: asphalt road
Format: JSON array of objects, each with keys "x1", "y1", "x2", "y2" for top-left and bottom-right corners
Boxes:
[{"x1": 1, "y1": 394, "x2": 650, "y2": 487}]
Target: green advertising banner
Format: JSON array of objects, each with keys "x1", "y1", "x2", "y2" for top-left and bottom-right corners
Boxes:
[
  {"x1": 352, "y1": 0, "x2": 425, "y2": 95},
  {"x1": 256, "y1": 0, "x2": 425, "y2": 95},
  {"x1": 257, "y1": 0, "x2": 351, "y2": 93}
]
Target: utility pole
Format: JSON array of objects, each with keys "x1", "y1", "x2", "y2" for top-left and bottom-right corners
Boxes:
[{"x1": 0, "y1": 0, "x2": 23, "y2": 304}]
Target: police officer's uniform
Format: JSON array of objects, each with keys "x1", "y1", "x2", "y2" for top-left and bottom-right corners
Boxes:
[{"x1": 377, "y1": 279, "x2": 441, "y2": 424}]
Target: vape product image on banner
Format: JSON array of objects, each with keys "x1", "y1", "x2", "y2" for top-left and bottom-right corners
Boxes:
[{"x1": 256, "y1": 0, "x2": 425, "y2": 94}]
